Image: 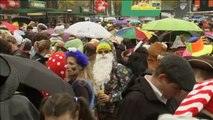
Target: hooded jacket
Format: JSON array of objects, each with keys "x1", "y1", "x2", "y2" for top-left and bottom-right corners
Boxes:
[{"x1": 118, "y1": 76, "x2": 178, "y2": 120}]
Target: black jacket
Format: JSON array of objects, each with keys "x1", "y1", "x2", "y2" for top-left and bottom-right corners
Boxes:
[
  {"x1": 31, "y1": 53, "x2": 48, "y2": 65},
  {"x1": 118, "y1": 77, "x2": 178, "y2": 120}
]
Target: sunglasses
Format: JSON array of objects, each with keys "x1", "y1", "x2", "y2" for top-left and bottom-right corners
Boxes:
[{"x1": 97, "y1": 50, "x2": 110, "y2": 54}]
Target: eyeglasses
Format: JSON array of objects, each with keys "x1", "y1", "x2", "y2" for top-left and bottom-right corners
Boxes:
[{"x1": 97, "y1": 50, "x2": 110, "y2": 54}]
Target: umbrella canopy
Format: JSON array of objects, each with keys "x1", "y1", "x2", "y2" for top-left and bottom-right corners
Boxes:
[
  {"x1": 129, "y1": 20, "x2": 141, "y2": 24},
  {"x1": 205, "y1": 32, "x2": 213, "y2": 42},
  {"x1": 116, "y1": 27, "x2": 152, "y2": 40},
  {"x1": 64, "y1": 21, "x2": 111, "y2": 38},
  {"x1": 112, "y1": 19, "x2": 128, "y2": 24},
  {"x1": 0, "y1": 21, "x2": 18, "y2": 32},
  {"x1": 12, "y1": 16, "x2": 32, "y2": 24},
  {"x1": 159, "y1": 31, "x2": 200, "y2": 42},
  {"x1": 142, "y1": 18, "x2": 203, "y2": 32},
  {"x1": 0, "y1": 53, "x2": 74, "y2": 95}
]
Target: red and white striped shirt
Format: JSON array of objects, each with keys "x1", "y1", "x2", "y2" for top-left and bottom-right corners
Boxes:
[{"x1": 174, "y1": 79, "x2": 213, "y2": 117}]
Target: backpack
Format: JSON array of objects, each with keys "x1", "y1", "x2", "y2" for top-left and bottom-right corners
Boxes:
[{"x1": 72, "y1": 80, "x2": 95, "y2": 110}]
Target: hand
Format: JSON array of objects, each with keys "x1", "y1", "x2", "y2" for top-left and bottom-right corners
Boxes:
[{"x1": 98, "y1": 94, "x2": 110, "y2": 103}]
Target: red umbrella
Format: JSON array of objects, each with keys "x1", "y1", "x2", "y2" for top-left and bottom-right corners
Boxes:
[{"x1": 0, "y1": 21, "x2": 18, "y2": 32}]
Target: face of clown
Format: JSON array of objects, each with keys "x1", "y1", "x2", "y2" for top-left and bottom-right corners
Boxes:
[
  {"x1": 66, "y1": 56, "x2": 82, "y2": 78},
  {"x1": 93, "y1": 48, "x2": 114, "y2": 90}
]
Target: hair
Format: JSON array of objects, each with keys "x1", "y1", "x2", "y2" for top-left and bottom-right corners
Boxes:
[
  {"x1": 123, "y1": 39, "x2": 136, "y2": 49},
  {"x1": 34, "y1": 40, "x2": 51, "y2": 53},
  {"x1": 32, "y1": 32, "x2": 50, "y2": 45},
  {"x1": 84, "y1": 43, "x2": 96, "y2": 57},
  {"x1": 126, "y1": 52, "x2": 148, "y2": 76},
  {"x1": 0, "y1": 29, "x2": 12, "y2": 40},
  {"x1": 135, "y1": 46, "x2": 149, "y2": 57},
  {"x1": 0, "y1": 38, "x2": 12, "y2": 54},
  {"x1": 22, "y1": 39, "x2": 32, "y2": 51},
  {"x1": 40, "y1": 93, "x2": 94, "y2": 120},
  {"x1": 5, "y1": 36, "x2": 17, "y2": 44},
  {"x1": 193, "y1": 68, "x2": 213, "y2": 80},
  {"x1": 114, "y1": 43, "x2": 126, "y2": 64}
]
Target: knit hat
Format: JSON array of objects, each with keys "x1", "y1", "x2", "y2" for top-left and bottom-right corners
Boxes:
[
  {"x1": 64, "y1": 39, "x2": 83, "y2": 52},
  {"x1": 184, "y1": 37, "x2": 213, "y2": 56},
  {"x1": 46, "y1": 52, "x2": 66, "y2": 79},
  {"x1": 96, "y1": 41, "x2": 112, "y2": 52}
]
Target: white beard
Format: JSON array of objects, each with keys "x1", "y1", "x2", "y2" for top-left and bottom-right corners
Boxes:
[{"x1": 93, "y1": 52, "x2": 113, "y2": 90}]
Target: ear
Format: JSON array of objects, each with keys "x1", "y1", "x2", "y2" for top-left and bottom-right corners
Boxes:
[{"x1": 157, "y1": 73, "x2": 167, "y2": 83}]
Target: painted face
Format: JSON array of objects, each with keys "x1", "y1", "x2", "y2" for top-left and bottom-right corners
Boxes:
[{"x1": 66, "y1": 56, "x2": 82, "y2": 77}]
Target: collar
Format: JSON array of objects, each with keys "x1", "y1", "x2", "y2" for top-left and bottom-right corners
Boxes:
[{"x1": 144, "y1": 75, "x2": 168, "y2": 104}]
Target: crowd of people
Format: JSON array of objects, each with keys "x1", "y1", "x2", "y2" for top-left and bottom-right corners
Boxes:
[{"x1": 0, "y1": 17, "x2": 213, "y2": 120}]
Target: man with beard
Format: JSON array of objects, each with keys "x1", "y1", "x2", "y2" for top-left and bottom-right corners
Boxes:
[
  {"x1": 93, "y1": 41, "x2": 114, "y2": 91},
  {"x1": 93, "y1": 41, "x2": 115, "y2": 119}
]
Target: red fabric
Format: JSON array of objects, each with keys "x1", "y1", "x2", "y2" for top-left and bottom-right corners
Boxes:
[
  {"x1": 1, "y1": 21, "x2": 18, "y2": 32},
  {"x1": 135, "y1": 28, "x2": 147, "y2": 40},
  {"x1": 174, "y1": 79, "x2": 213, "y2": 117},
  {"x1": 46, "y1": 52, "x2": 66, "y2": 80}
]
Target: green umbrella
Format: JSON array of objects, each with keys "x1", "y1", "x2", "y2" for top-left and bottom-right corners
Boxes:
[
  {"x1": 64, "y1": 39, "x2": 83, "y2": 52},
  {"x1": 142, "y1": 18, "x2": 203, "y2": 32}
]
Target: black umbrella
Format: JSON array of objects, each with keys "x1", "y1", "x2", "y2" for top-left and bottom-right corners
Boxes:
[
  {"x1": 11, "y1": 16, "x2": 32, "y2": 24},
  {"x1": 0, "y1": 54, "x2": 74, "y2": 96}
]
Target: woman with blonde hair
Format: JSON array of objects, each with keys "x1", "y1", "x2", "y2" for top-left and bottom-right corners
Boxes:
[{"x1": 65, "y1": 48, "x2": 95, "y2": 110}]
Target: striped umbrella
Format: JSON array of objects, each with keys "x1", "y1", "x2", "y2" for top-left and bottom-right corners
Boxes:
[{"x1": 116, "y1": 27, "x2": 152, "y2": 40}]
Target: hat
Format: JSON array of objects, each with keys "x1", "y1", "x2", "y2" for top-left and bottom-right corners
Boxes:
[
  {"x1": 65, "y1": 48, "x2": 88, "y2": 68},
  {"x1": 64, "y1": 39, "x2": 83, "y2": 52},
  {"x1": 158, "y1": 55, "x2": 196, "y2": 91},
  {"x1": 51, "y1": 25, "x2": 65, "y2": 36},
  {"x1": 96, "y1": 42, "x2": 112, "y2": 52},
  {"x1": 0, "y1": 54, "x2": 19, "y2": 101},
  {"x1": 184, "y1": 37, "x2": 213, "y2": 56},
  {"x1": 185, "y1": 55, "x2": 213, "y2": 73},
  {"x1": 147, "y1": 42, "x2": 167, "y2": 69},
  {"x1": 37, "y1": 23, "x2": 47, "y2": 30},
  {"x1": 46, "y1": 52, "x2": 66, "y2": 80},
  {"x1": 170, "y1": 36, "x2": 185, "y2": 49}
]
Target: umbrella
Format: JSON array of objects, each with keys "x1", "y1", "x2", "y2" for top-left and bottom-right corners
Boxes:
[
  {"x1": 112, "y1": 20, "x2": 128, "y2": 24},
  {"x1": 90, "y1": 18, "x2": 101, "y2": 22},
  {"x1": 116, "y1": 27, "x2": 152, "y2": 40},
  {"x1": 65, "y1": 21, "x2": 111, "y2": 38},
  {"x1": 129, "y1": 20, "x2": 141, "y2": 24},
  {"x1": 11, "y1": 16, "x2": 32, "y2": 24},
  {"x1": 0, "y1": 21, "x2": 18, "y2": 32},
  {"x1": 159, "y1": 31, "x2": 200, "y2": 42},
  {"x1": 142, "y1": 18, "x2": 203, "y2": 31},
  {"x1": 0, "y1": 53, "x2": 74, "y2": 95}
]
